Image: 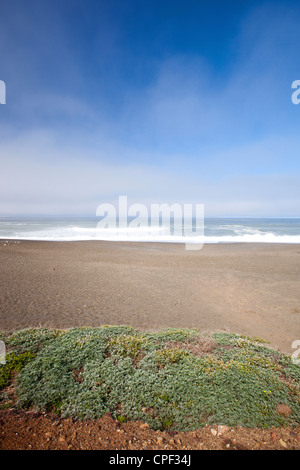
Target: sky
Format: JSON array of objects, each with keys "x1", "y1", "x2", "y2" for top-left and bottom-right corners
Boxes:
[{"x1": 0, "y1": 0, "x2": 299, "y2": 217}]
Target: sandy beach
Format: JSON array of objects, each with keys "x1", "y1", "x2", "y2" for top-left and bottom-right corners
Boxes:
[{"x1": 0, "y1": 240, "x2": 299, "y2": 354}]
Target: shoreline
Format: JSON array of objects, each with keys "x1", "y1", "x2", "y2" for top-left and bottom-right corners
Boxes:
[
  {"x1": 1, "y1": 238, "x2": 300, "y2": 245},
  {"x1": 0, "y1": 239, "x2": 299, "y2": 354}
]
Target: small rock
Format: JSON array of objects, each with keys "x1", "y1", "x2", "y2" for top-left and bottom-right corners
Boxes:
[
  {"x1": 211, "y1": 428, "x2": 217, "y2": 436},
  {"x1": 279, "y1": 439, "x2": 288, "y2": 449},
  {"x1": 157, "y1": 437, "x2": 164, "y2": 445},
  {"x1": 271, "y1": 431, "x2": 278, "y2": 442},
  {"x1": 140, "y1": 423, "x2": 149, "y2": 429},
  {"x1": 173, "y1": 434, "x2": 182, "y2": 445},
  {"x1": 217, "y1": 425, "x2": 230, "y2": 437},
  {"x1": 276, "y1": 404, "x2": 292, "y2": 417}
]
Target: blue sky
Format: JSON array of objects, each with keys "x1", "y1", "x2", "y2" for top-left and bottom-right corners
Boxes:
[{"x1": 0, "y1": 0, "x2": 299, "y2": 216}]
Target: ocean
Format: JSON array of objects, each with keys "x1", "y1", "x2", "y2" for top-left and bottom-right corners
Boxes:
[{"x1": 0, "y1": 217, "x2": 300, "y2": 244}]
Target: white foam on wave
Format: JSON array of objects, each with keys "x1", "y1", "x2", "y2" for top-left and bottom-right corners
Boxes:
[{"x1": 2, "y1": 224, "x2": 300, "y2": 244}]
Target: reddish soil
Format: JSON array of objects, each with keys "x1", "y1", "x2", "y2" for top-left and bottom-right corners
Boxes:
[{"x1": 0, "y1": 409, "x2": 299, "y2": 450}]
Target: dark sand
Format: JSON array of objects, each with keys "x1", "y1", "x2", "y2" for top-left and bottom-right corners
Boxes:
[{"x1": 0, "y1": 240, "x2": 299, "y2": 354}]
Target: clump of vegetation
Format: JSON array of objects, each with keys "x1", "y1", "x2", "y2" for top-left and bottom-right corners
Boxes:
[
  {"x1": 8, "y1": 328, "x2": 62, "y2": 355},
  {"x1": 0, "y1": 326, "x2": 299, "y2": 431},
  {"x1": 107, "y1": 334, "x2": 146, "y2": 359},
  {"x1": 0, "y1": 351, "x2": 36, "y2": 390},
  {"x1": 155, "y1": 346, "x2": 190, "y2": 365}
]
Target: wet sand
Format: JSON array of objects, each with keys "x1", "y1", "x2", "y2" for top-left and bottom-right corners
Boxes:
[{"x1": 0, "y1": 240, "x2": 299, "y2": 354}]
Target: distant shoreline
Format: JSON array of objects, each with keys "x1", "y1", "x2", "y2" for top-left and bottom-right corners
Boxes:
[{"x1": 1, "y1": 238, "x2": 300, "y2": 246}]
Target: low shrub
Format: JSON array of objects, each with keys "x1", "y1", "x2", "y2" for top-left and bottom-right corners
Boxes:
[{"x1": 0, "y1": 326, "x2": 299, "y2": 431}]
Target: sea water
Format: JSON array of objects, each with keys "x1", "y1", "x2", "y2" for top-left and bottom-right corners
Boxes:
[{"x1": 0, "y1": 217, "x2": 300, "y2": 244}]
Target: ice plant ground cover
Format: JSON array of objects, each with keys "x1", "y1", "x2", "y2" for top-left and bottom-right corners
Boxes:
[{"x1": 0, "y1": 326, "x2": 299, "y2": 431}]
